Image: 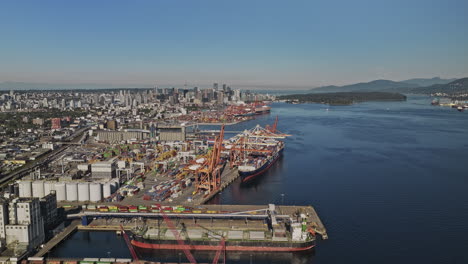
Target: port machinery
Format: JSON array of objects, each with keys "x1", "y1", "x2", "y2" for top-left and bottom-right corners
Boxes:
[
  {"x1": 227, "y1": 117, "x2": 289, "y2": 169},
  {"x1": 185, "y1": 124, "x2": 226, "y2": 194}
]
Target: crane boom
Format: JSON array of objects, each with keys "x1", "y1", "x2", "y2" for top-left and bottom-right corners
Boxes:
[
  {"x1": 120, "y1": 225, "x2": 139, "y2": 261},
  {"x1": 212, "y1": 238, "x2": 226, "y2": 264},
  {"x1": 161, "y1": 211, "x2": 197, "y2": 264}
]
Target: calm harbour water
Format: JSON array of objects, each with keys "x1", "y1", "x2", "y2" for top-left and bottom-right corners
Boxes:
[{"x1": 50, "y1": 96, "x2": 468, "y2": 263}]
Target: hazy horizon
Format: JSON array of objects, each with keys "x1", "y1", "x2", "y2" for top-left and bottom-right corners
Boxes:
[
  {"x1": 1, "y1": 0, "x2": 467, "y2": 88},
  {"x1": 0, "y1": 76, "x2": 464, "y2": 91}
]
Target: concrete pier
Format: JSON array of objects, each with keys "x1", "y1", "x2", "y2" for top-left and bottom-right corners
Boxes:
[
  {"x1": 35, "y1": 220, "x2": 80, "y2": 257},
  {"x1": 196, "y1": 165, "x2": 239, "y2": 205},
  {"x1": 34, "y1": 204, "x2": 327, "y2": 258}
]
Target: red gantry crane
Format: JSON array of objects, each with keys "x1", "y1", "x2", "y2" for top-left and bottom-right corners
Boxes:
[
  {"x1": 120, "y1": 225, "x2": 139, "y2": 261},
  {"x1": 160, "y1": 210, "x2": 198, "y2": 264},
  {"x1": 196, "y1": 224, "x2": 226, "y2": 264}
]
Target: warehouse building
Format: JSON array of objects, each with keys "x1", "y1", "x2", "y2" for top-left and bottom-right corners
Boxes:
[
  {"x1": 91, "y1": 160, "x2": 117, "y2": 179},
  {"x1": 96, "y1": 129, "x2": 150, "y2": 143},
  {"x1": 157, "y1": 124, "x2": 186, "y2": 141}
]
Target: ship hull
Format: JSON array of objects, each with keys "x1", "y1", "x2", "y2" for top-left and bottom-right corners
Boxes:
[
  {"x1": 131, "y1": 236, "x2": 314, "y2": 252},
  {"x1": 239, "y1": 148, "x2": 283, "y2": 182},
  {"x1": 255, "y1": 106, "x2": 271, "y2": 115}
]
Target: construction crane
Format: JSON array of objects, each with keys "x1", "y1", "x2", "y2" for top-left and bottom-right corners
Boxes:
[{"x1": 120, "y1": 225, "x2": 139, "y2": 261}]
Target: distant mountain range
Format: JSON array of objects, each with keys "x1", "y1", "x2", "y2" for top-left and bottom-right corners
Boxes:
[
  {"x1": 399, "y1": 77, "x2": 468, "y2": 94},
  {"x1": 310, "y1": 77, "x2": 457, "y2": 93},
  {"x1": 400, "y1": 77, "x2": 457, "y2": 87}
]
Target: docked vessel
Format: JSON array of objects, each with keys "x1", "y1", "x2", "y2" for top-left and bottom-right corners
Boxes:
[
  {"x1": 238, "y1": 141, "x2": 284, "y2": 182},
  {"x1": 128, "y1": 210, "x2": 315, "y2": 252},
  {"x1": 255, "y1": 105, "x2": 271, "y2": 114},
  {"x1": 130, "y1": 232, "x2": 314, "y2": 252},
  {"x1": 228, "y1": 119, "x2": 289, "y2": 182}
]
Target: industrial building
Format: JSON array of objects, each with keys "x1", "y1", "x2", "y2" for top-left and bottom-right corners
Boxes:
[
  {"x1": 106, "y1": 120, "x2": 118, "y2": 130},
  {"x1": 96, "y1": 130, "x2": 150, "y2": 143},
  {"x1": 157, "y1": 124, "x2": 186, "y2": 141},
  {"x1": 0, "y1": 197, "x2": 45, "y2": 250},
  {"x1": 91, "y1": 160, "x2": 117, "y2": 179},
  {"x1": 39, "y1": 192, "x2": 58, "y2": 230}
]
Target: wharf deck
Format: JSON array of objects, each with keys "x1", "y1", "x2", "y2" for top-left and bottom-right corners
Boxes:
[
  {"x1": 70, "y1": 204, "x2": 328, "y2": 240},
  {"x1": 195, "y1": 165, "x2": 239, "y2": 205},
  {"x1": 35, "y1": 220, "x2": 80, "y2": 257}
]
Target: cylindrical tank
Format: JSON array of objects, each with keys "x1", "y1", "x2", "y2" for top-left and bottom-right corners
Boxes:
[
  {"x1": 78, "y1": 182, "x2": 90, "y2": 201},
  {"x1": 55, "y1": 182, "x2": 66, "y2": 201},
  {"x1": 32, "y1": 181, "x2": 45, "y2": 198},
  {"x1": 19, "y1": 181, "x2": 32, "y2": 198},
  {"x1": 89, "y1": 183, "x2": 102, "y2": 202},
  {"x1": 103, "y1": 182, "x2": 112, "y2": 198},
  {"x1": 66, "y1": 182, "x2": 78, "y2": 201},
  {"x1": 44, "y1": 181, "x2": 55, "y2": 196}
]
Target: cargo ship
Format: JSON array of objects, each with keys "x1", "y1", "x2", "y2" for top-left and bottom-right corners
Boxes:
[
  {"x1": 227, "y1": 122, "x2": 289, "y2": 183},
  {"x1": 255, "y1": 105, "x2": 271, "y2": 114},
  {"x1": 238, "y1": 141, "x2": 284, "y2": 182},
  {"x1": 128, "y1": 221, "x2": 315, "y2": 252}
]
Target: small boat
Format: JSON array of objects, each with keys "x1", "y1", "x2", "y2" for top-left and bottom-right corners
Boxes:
[{"x1": 457, "y1": 106, "x2": 464, "y2": 112}]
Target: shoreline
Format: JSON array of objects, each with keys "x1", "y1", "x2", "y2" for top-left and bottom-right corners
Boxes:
[{"x1": 196, "y1": 119, "x2": 251, "y2": 126}]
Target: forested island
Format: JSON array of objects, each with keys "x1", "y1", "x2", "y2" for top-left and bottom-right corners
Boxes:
[{"x1": 278, "y1": 92, "x2": 407, "y2": 105}]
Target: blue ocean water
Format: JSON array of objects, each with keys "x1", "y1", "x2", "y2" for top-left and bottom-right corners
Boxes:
[{"x1": 50, "y1": 95, "x2": 468, "y2": 263}]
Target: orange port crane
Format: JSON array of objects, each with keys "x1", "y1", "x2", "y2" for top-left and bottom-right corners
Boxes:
[
  {"x1": 265, "y1": 116, "x2": 279, "y2": 133},
  {"x1": 195, "y1": 125, "x2": 225, "y2": 193}
]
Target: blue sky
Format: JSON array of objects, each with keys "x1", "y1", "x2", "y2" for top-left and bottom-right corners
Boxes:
[{"x1": 0, "y1": 0, "x2": 467, "y2": 89}]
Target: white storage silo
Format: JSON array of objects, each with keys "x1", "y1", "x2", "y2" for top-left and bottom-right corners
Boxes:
[
  {"x1": 19, "y1": 181, "x2": 32, "y2": 198},
  {"x1": 103, "y1": 182, "x2": 112, "y2": 198},
  {"x1": 78, "y1": 182, "x2": 90, "y2": 201},
  {"x1": 32, "y1": 181, "x2": 45, "y2": 198},
  {"x1": 89, "y1": 183, "x2": 102, "y2": 202},
  {"x1": 55, "y1": 182, "x2": 67, "y2": 201},
  {"x1": 44, "y1": 181, "x2": 55, "y2": 196},
  {"x1": 66, "y1": 182, "x2": 78, "y2": 201}
]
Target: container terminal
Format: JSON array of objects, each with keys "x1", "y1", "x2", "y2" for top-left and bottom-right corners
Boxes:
[{"x1": 0, "y1": 115, "x2": 328, "y2": 263}]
